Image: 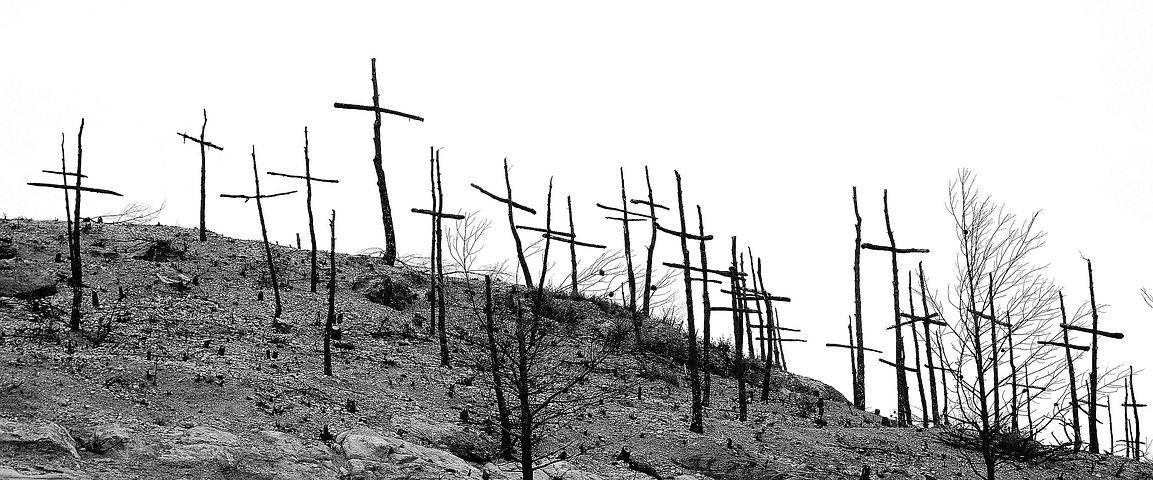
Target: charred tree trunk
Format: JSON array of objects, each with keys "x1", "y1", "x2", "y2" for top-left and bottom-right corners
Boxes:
[
  {"x1": 324, "y1": 210, "x2": 336, "y2": 376},
  {"x1": 504, "y1": 159, "x2": 533, "y2": 288},
  {"x1": 748, "y1": 250, "x2": 766, "y2": 362},
  {"x1": 1130, "y1": 366, "x2": 1141, "y2": 460},
  {"x1": 428, "y1": 147, "x2": 439, "y2": 336},
  {"x1": 251, "y1": 147, "x2": 283, "y2": 319},
  {"x1": 619, "y1": 168, "x2": 640, "y2": 346},
  {"x1": 369, "y1": 58, "x2": 397, "y2": 266},
  {"x1": 848, "y1": 318, "x2": 858, "y2": 398},
  {"x1": 730, "y1": 236, "x2": 747, "y2": 422},
  {"x1": 774, "y1": 309, "x2": 788, "y2": 372},
  {"x1": 568, "y1": 196, "x2": 578, "y2": 297},
  {"x1": 988, "y1": 273, "x2": 1001, "y2": 431},
  {"x1": 739, "y1": 254, "x2": 755, "y2": 360},
  {"x1": 199, "y1": 109, "x2": 209, "y2": 242},
  {"x1": 641, "y1": 165, "x2": 658, "y2": 318},
  {"x1": 1059, "y1": 292, "x2": 1082, "y2": 451},
  {"x1": 305, "y1": 127, "x2": 319, "y2": 293},
  {"x1": 852, "y1": 186, "x2": 865, "y2": 410},
  {"x1": 1007, "y1": 312, "x2": 1019, "y2": 433},
  {"x1": 674, "y1": 171, "x2": 703, "y2": 433},
  {"x1": 1087, "y1": 259, "x2": 1100, "y2": 453},
  {"x1": 882, "y1": 191, "x2": 911, "y2": 426},
  {"x1": 697, "y1": 205, "x2": 713, "y2": 407},
  {"x1": 918, "y1": 263, "x2": 939, "y2": 426},
  {"x1": 483, "y1": 275, "x2": 513, "y2": 458},
  {"x1": 70, "y1": 120, "x2": 85, "y2": 332},
  {"x1": 908, "y1": 271, "x2": 928, "y2": 428},
  {"x1": 436, "y1": 151, "x2": 450, "y2": 368},
  {"x1": 759, "y1": 266, "x2": 775, "y2": 401}
]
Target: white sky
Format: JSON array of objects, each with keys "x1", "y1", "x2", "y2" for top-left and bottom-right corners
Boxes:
[{"x1": 3, "y1": 1, "x2": 1153, "y2": 422}]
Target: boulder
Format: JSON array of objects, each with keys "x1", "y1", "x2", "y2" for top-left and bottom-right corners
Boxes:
[
  {"x1": 0, "y1": 420, "x2": 79, "y2": 460},
  {"x1": 404, "y1": 417, "x2": 497, "y2": 462},
  {"x1": 357, "y1": 275, "x2": 417, "y2": 311},
  {"x1": 335, "y1": 428, "x2": 480, "y2": 479},
  {"x1": 0, "y1": 267, "x2": 58, "y2": 300},
  {"x1": 131, "y1": 239, "x2": 186, "y2": 262},
  {"x1": 0, "y1": 467, "x2": 77, "y2": 479},
  {"x1": 156, "y1": 426, "x2": 238, "y2": 467},
  {"x1": 0, "y1": 240, "x2": 16, "y2": 260}
]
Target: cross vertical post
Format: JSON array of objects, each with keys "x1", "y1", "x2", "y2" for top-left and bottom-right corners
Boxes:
[{"x1": 177, "y1": 109, "x2": 223, "y2": 242}]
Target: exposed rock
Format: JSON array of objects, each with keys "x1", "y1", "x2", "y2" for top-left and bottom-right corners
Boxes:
[
  {"x1": 483, "y1": 461, "x2": 605, "y2": 480},
  {"x1": 0, "y1": 240, "x2": 16, "y2": 260},
  {"x1": 335, "y1": 428, "x2": 480, "y2": 479},
  {"x1": 356, "y1": 275, "x2": 417, "y2": 311},
  {"x1": 0, "y1": 420, "x2": 79, "y2": 460},
  {"x1": 155, "y1": 426, "x2": 238, "y2": 468},
  {"x1": 404, "y1": 417, "x2": 497, "y2": 462},
  {"x1": 69, "y1": 425, "x2": 130, "y2": 454},
  {"x1": 0, "y1": 266, "x2": 58, "y2": 300},
  {"x1": 0, "y1": 467, "x2": 77, "y2": 479}
]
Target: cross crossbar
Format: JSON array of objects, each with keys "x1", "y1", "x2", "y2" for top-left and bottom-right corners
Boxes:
[
  {"x1": 470, "y1": 183, "x2": 536, "y2": 214},
  {"x1": 878, "y1": 358, "x2": 918, "y2": 372},
  {"x1": 267, "y1": 171, "x2": 339, "y2": 184},
  {"x1": 860, "y1": 243, "x2": 930, "y2": 254},
  {"x1": 710, "y1": 306, "x2": 758, "y2": 314},
  {"x1": 27, "y1": 182, "x2": 123, "y2": 197},
  {"x1": 41, "y1": 170, "x2": 86, "y2": 178},
  {"x1": 605, "y1": 216, "x2": 647, "y2": 222},
  {"x1": 595, "y1": 203, "x2": 655, "y2": 219},
  {"x1": 220, "y1": 191, "x2": 296, "y2": 200},
  {"x1": 1038, "y1": 340, "x2": 1090, "y2": 352},
  {"x1": 177, "y1": 132, "x2": 224, "y2": 151},
  {"x1": 332, "y1": 102, "x2": 425, "y2": 122},
  {"x1": 516, "y1": 225, "x2": 573, "y2": 237},
  {"x1": 690, "y1": 277, "x2": 723, "y2": 284},
  {"x1": 887, "y1": 316, "x2": 947, "y2": 330},
  {"x1": 664, "y1": 262, "x2": 745, "y2": 278},
  {"x1": 1060, "y1": 323, "x2": 1124, "y2": 339},
  {"x1": 654, "y1": 222, "x2": 713, "y2": 241},
  {"x1": 410, "y1": 208, "x2": 466, "y2": 220},
  {"x1": 825, "y1": 343, "x2": 883, "y2": 354},
  {"x1": 968, "y1": 309, "x2": 996, "y2": 322},
  {"x1": 1010, "y1": 383, "x2": 1046, "y2": 391},
  {"x1": 629, "y1": 198, "x2": 669, "y2": 210},
  {"x1": 543, "y1": 234, "x2": 606, "y2": 249}
]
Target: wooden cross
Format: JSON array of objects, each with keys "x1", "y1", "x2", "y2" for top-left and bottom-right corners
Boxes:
[
  {"x1": 906, "y1": 271, "x2": 930, "y2": 428},
  {"x1": 1040, "y1": 292, "x2": 1089, "y2": 450},
  {"x1": 1067, "y1": 258, "x2": 1123, "y2": 454},
  {"x1": 546, "y1": 196, "x2": 606, "y2": 298},
  {"x1": 632, "y1": 165, "x2": 668, "y2": 318},
  {"x1": 332, "y1": 58, "x2": 424, "y2": 266},
  {"x1": 1124, "y1": 366, "x2": 1143, "y2": 459},
  {"x1": 727, "y1": 236, "x2": 748, "y2": 422},
  {"x1": 177, "y1": 109, "x2": 224, "y2": 242},
  {"x1": 219, "y1": 146, "x2": 296, "y2": 319},
  {"x1": 410, "y1": 147, "x2": 464, "y2": 367},
  {"x1": 596, "y1": 168, "x2": 649, "y2": 323},
  {"x1": 850, "y1": 185, "x2": 866, "y2": 411},
  {"x1": 266, "y1": 127, "x2": 339, "y2": 293},
  {"x1": 28, "y1": 120, "x2": 123, "y2": 332},
  {"x1": 662, "y1": 169, "x2": 704, "y2": 433},
  {"x1": 860, "y1": 189, "x2": 929, "y2": 427},
  {"x1": 695, "y1": 205, "x2": 715, "y2": 407},
  {"x1": 471, "y1": 159, "x2": 536, "y2": 288}
]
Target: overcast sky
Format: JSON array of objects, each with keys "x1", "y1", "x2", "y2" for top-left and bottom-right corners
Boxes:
[{"x1": 3, "y1": 1, "x2": 1153, "y2": 423}]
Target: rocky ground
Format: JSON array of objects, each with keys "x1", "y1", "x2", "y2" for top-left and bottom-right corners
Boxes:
[{"x1": 0, "y1": 218, "x2": 1149, "y2": 480}]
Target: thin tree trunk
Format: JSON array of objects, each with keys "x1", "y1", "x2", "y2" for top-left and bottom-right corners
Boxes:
[
  {"x1": 483, "y1": 275, "x2": 513, "y2": 457},
  {"x1": 730, "y1": 236, "x2": 747, "y2": 422},
  {"x1": 568, "y1": 196, "x2": 578, "y2": 297},
  {"x1": 758, "y1": 261, "x2": 774, "y2": 401},
  {"x1": 305, "y1": 127, "x2": 318, "y2": 293},
  {"x1": 848, "y1": 318, "x2": 857, "y2": 400},
  {"x1": 324, "y1": 210, "x2": 336, "y2": 376},
  {"x1": 1107, "y1": 393, "x2": 1115, "y2": 455},
  {"x1": 988, "y1": 273, "x2": 1001, "y2": 432},
  {"x1": 619, "y1": 168, "x2": 640, "y2": 346},
  {"x1": 1130, "y1": 366, "x2": 1141, "y2": 460},
  {"x1": 369, "y1": 58, "x2": 397, "y2": 265},
  {"x1": 70, "y1": 120, "x2": 85, "y2": 332},
  {"x1": 852, "y1": 186, "x2": 865, "y2": 410},
  {"x1": 674, "y1": 171, "x2": 703, "y2": 433},
  {"x1": 1007, "y1": 312, "x2": 1019, "y2": 433},
  {"x1": 251, "y1": 147, "x2": 283, "y2": 318},
  {"x1": 739, "y1": 254, "x2": 755, "y2": 360},
  {"x1": 775, "y1": 310, "x2": 788, "y2": 372},
  {"x1": 748, "y1": 249, "x2": 765, "y2": 362},
  {"x1": 641, "y1": 165, "x2": 657, "y2": 318},
  {"x1": 436, "y1": 151, "x2": 450, "y2": 367},
  {"x1": 428, "y1": 147, "x2": 438, "y2": 336},
  {"x1": 908, "y1": 271, "x2": 928, "y2": 428},
  {"x1": 58, "y1": 132, "x2": 75, "y2": 289},
  {"x1": 1059, "y1": 292, "x2": 1082, "y2": 451},
  {"x1": 1087, "y1": 259, "x2": 1100, "y2": 453},
  {"x1": 918, "y1": 263, "x2": 939, "y2": 426},
  {"x1": 697, "y1": 205, "x2": 712, "y2": 407},
  {"x1": 199, "y1": 109, "x2": 208, "y2": 242},
  {"x1": 504, "y1": 159, "x2": 533, "y2": 288}
]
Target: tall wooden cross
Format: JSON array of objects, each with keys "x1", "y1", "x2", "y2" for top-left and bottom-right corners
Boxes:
[
  {"x1": 597, "y1": 168, "x2": 654, "y2": 345},
  {"x1": 220, "y1": 146, "x2": 297, "y2": 319},
  {"x1": 1122, "y1": 366, "x2": 1144, "y2": 459},
  {"x1": 267, "y1": 127, "x2": 339, "y2": 293},
  {"x1": 861, "y1": 189, "x2": 929, "y2": 427},
  {"x1": 333, "y1": 58, "x2": 424, "y2": 266},
  {"x1": 695, "y1": 205, "x2": 717, "y2": 407},
  {"x1": 826, "y1": 321, "x2": 883, "y2": 403},
  {"x1": 529, "y1": 195, "x2": 606, "y2": 298},
  {"x1": 916, "y1": 262, "x2": 943, "y2": 426},
  {"x1": 177, "y1": 108, "x2": 224, "y2": 242},
  {"x1": 411, "y1": 147, "x2": 464, "y2": 367},
  {"x1": 28, "y1": 119, "x2": 123, "y2": 332},
  {"x1": 472, "y1": 159, "x2": 536, "y2": 288},
  {"x1": 631, "y1": 165, "x2": 668, "y2": 319},
  {"x1": 1066, "y1": 258, "x2": 1124, "y2": 453}
]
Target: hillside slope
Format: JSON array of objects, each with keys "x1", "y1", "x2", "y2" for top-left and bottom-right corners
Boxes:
[{"x1": 0, "y1": 218, "x2": 1148, "y2": 480}]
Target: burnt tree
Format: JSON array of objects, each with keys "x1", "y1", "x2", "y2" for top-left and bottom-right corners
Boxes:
[
  {"x1": 852, "y1": 186, "x2": 866, "y2": 410},
  {"x1": 632, "y1": 165, "x2": 667, "y2": 318},
  {"x1": 411, "y1": 148, "x2": 464, "y2": 367},
  {"x1": 324, "y1": 209, "x2": 336, "y2": 376},
  {"x1": 471, "y1": 159, "x2": 536, "y2": 288}
]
